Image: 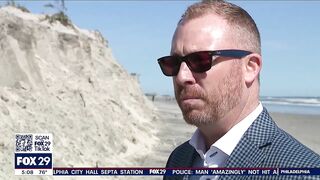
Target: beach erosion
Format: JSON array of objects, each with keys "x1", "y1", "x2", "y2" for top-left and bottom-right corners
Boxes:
[
  {"x1": 143, "y1": 97, "x2": 320, "y2": 168},
  {"x1": 0, "y1": 6, "x2": 160, "y2": 179}
]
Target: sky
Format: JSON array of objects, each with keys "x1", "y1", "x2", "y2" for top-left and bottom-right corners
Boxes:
[{"x1": 7, "y1": 1, "x2": 320, "y2": 97}]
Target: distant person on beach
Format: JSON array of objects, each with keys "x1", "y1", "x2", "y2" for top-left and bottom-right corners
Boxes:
[{"x1": 157, "y1": 0, "x2": 320, "y2": 179}]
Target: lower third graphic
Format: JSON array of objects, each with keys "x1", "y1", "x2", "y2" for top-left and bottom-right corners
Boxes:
[{"x1": 15, "y1": 133, "x2": 53, "y2": 175}]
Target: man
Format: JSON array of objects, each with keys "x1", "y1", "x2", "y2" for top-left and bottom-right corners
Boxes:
[{"x1": 157, "y1": 0, "x2": 320, "y2": 179}]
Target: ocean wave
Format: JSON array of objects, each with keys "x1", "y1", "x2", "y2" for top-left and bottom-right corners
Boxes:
[{"x1": 261, "y1": 97, "x2": 320, "y2": 107}]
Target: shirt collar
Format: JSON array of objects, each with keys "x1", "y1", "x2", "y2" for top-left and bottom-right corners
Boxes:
[{"x1": 189, "y1": 103, "x2": 263, "y2": 158}]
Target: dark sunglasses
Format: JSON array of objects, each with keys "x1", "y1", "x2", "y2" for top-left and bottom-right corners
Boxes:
[{"x1": 157, "y1": 49, "x2": 252, "y2": 76}]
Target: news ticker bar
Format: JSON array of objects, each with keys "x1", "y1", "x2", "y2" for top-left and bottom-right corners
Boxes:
[{"x1": 48, "y1": 168, "x2": 320, "y2": 176}]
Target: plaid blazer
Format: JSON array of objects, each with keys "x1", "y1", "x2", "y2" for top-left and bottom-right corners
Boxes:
[{"x1": 164, "y1": 108, "x2": 320, "y2": 180}]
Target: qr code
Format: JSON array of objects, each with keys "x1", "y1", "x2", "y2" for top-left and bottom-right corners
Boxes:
[
  {"x1": 15, "y1": 134, "x2": 33, "y2": 152},
  {"x1": 34, "y1": 135, "x2": 51, "y2": 152}
]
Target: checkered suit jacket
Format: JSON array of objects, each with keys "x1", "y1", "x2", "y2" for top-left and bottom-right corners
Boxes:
[{"x1": 164, "y1": 108, "x2": 320, "y2": 180}]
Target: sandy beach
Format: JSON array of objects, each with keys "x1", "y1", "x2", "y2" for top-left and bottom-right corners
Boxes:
[{"x1": 143, "y1": 99, "x2": 320, "y2": 169}]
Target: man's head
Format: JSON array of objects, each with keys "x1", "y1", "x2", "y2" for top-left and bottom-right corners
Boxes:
[
  {"x1": 159, "y1": 0, "x2": 262, "y2": 127},
  {"x1": 178, "y1": 0, "x2": 261, "y2": 54}
]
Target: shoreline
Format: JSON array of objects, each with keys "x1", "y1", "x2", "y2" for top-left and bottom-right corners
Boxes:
[{"x1": 149, "y1": 97, "x2": 320, "y2": 115}]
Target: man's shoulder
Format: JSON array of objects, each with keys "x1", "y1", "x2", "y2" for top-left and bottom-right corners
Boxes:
[
  {"x1": 171, "y1": 141, "x2": 194, "y2": 154},
  {"x1": 230, "y1": 108, "x2": 320, "y2": 167},
  {"x1": 166, "y1": 141, "x2": 195, "y2": 168},
  {"x1": 268, "y1": 127, "x2": 320, "y2": 167}
]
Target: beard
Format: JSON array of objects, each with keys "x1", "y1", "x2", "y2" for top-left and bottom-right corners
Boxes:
[{"x1": 174, "y1": 62, "x2": 243, "y2": 126}]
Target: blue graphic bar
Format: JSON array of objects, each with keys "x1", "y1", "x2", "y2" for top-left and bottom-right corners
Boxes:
[
  {"x1": 15, "y1": 153, "x2": 52, "y2": 169},
  {"x1": 52, "y1": 168, "x2": 320, "y2": 176}
]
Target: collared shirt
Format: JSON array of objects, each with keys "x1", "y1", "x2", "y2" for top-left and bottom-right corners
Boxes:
[{"x1": 189, "y1": 103, "x2": 263, "y2": 180}]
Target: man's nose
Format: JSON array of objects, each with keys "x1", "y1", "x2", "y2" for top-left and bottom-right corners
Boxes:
[{"x1": 174, "y1": 62, "x2": 196, "y2": 85}]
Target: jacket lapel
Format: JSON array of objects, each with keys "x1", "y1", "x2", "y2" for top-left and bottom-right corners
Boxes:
[
  {"x1": 222, "y1": 108, "x2": 276, "y2": 179},
  {"x1": 225, "y1": 135, "x2": 266, "y2": 167}
]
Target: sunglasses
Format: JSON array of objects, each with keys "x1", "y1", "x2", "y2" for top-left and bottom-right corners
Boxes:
[{"x1": 157, "y1": 49, "x2": 252, "y2": 76}]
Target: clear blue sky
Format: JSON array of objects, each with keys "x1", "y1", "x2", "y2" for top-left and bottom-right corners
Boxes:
[{"x1": 10, "y1": 1, "x2": 320, "y2": 97}]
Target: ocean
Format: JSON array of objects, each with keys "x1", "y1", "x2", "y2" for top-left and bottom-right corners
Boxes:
[{"x1": 261, "y1": 97, "x2": 320, "y2": 115}]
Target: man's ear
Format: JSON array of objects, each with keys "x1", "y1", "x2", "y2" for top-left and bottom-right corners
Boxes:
[{"x1": 244, "y1": 53, "x2": 262, "y2": 84}]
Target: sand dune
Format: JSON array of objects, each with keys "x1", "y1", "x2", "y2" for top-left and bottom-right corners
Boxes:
[{"x1": 0, "y1": 6, "x2": 159, "y2": 180}]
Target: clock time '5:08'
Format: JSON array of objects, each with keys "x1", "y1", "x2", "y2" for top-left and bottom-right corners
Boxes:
[{"x1": 21, "y1": 170, "x2": 33, "y2": 175}]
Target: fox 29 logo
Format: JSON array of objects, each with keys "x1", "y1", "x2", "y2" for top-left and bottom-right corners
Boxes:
[{"x1": 15, "y1": 153, "x2": 52, "y2": 169}]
